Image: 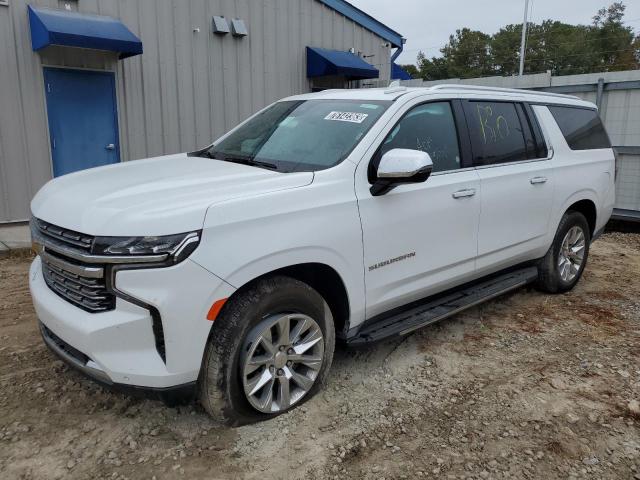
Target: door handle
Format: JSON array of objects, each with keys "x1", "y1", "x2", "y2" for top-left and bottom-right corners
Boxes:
[
  {"x1": 452, "y1": 188, "x2": 476, "y2": 199},
  {"x1": 530, "y1": 176, "x2": 547, "y2": 185},
  {"x1": 105, "y1": 143, "x2": 115, "y2": 150}
]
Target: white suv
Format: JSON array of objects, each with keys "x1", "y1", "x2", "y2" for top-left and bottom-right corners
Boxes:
[{"x1": 29, "y1": 84, "x2": 615, "y2": 424}]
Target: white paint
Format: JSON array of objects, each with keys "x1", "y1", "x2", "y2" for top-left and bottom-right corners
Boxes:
[{"x1": 29, "y1": 86, "x2": 614, "y2": 389}]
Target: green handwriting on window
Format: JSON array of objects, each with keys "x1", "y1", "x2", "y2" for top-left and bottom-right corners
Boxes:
[{"x1": 477, "y1": 105, "x2": 510, "y2": 144}]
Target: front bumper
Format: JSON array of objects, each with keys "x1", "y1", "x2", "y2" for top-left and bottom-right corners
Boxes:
[
  {"x1": 30, "y1": 256, "x2": 235, "y2": 389},
  {"x1": 39, "y1": 321, "x2": 196, "y2": 403}
]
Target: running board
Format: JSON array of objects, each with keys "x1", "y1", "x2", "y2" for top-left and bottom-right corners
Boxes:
[{"x1": 348, "y1": 266, "x2": 539, "y2": 345}]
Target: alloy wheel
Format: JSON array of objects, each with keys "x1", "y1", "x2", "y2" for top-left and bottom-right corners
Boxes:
[
  {"x1": 241, "y1": 313, "x2": 324, "y2": 414},
  {"x1": 558, "y1": 225, "x2": 586, "y2": 282}
]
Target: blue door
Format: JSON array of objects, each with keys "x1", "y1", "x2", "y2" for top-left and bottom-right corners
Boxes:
[{"x1": 43, "y1": 68, "x2": 120, "y2": 177}]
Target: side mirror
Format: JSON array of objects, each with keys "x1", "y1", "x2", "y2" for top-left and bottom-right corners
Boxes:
[{"x1": 370, "y1": 148, "x2": 433, "y2": 196}]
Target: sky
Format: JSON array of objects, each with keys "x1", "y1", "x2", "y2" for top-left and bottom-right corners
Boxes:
[{"x1": 348, "y1": 0, "x2": 640, "y2": 65}]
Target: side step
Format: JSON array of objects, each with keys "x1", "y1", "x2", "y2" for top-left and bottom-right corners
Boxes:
[{"x1": 348, "y1": 266, "x2": 539, "y2": 346}]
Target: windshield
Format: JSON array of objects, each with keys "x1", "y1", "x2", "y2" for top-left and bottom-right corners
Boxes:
[{"x1": 205, "y1": 99, "x2": 391, "y2": 172}]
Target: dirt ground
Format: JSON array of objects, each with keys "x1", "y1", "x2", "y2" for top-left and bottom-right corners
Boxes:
[{"x1": 1, "y1": 233, "x2": 639, "y2": 480}]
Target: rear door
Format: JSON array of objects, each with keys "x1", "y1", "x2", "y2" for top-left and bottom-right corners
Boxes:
[{"x1": 463, "y1": 99, "x2": 554, "y2": 273}]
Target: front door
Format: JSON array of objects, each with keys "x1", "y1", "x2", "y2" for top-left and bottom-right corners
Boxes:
[
  {"x1": 356, "y1": 100, "x2": 481, "y2": 319},
  {"x1": 44, "y1": 68, "x2": 120, "y2": 177}
]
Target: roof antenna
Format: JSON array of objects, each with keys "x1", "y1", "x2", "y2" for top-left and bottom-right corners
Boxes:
[{"x1": 384, "y1": 80, "x2": 406, "y2": 94}]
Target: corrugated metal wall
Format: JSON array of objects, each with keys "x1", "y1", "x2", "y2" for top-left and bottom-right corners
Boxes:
[
  {"x1": 0, "y1": 0, "x2": 392, "y2": 223},
  {"x1": 399, "y1": 70, "x2": 640, "y2": 214}
]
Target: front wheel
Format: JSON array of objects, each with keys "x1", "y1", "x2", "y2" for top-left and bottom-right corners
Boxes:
[
  {"x1": 537, "y1": 211, "x2": 591, "y2": 293},
  {"x1": 198, "y1": 276, "x2": 335, "y2": 425}
]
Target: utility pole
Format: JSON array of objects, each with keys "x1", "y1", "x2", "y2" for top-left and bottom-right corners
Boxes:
[{"x1": 519, "y1": 0, "x2": 529, "y2": 76}]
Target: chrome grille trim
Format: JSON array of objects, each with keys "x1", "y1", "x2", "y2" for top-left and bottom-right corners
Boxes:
[
  {"x1": 35, "y1": 218, "x2": 93, "y2": 250},
  {"x1": 42, "y1": 260, "x2": 115, "y2": 312},
  {"x1": 39, "y1": 249, "x2": 104, "y2": 279},
  {"x1": 44, "y1": 263, "x2": 109, "y2": 300}
]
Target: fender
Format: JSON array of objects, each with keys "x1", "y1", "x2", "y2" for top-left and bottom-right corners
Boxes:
[
  {"x1": 190, "y1": 163, "x2": 367, "y2": 329},
  {"x1": 546, "y1": 188, "x2": 599, "y2": 247}
]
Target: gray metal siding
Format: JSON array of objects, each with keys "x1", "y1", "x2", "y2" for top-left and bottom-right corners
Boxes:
[{"x1": 0, "y1": 0, "x2": 392, "y2": 223}]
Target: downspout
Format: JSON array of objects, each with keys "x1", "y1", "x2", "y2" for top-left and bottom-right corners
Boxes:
[
  {"x1": 390, "y1": 37, "x2": 406, "y2": 63},
  {"x1": 389, "y1": 38, "x2": 406, "y2": 83}
]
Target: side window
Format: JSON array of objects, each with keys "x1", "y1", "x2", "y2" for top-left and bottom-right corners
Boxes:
[
  {"x1": 378, "y1": 102, "x2": 461, "y2": 174},
  {"x1": 548, "y1": 106, "x2": 611, "y2": 150},
  {"x1": 465, "y1": 101, "x2": 529, "y2": 166}
]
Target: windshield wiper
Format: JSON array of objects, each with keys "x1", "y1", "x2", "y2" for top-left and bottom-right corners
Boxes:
[{"x1": 215, "y1": 154, "x2": 279, "y2": 171}]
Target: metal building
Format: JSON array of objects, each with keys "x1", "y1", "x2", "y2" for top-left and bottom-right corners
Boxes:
[{"x1": 0, "y1": 0, "x2": 405, "y2": 248}]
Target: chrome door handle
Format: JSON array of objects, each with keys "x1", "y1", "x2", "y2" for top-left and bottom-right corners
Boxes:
[
  {"x1": 105, "y1": 143, "x2": 115, "y2": 150},
  {"x1": 530, "y1": 176, "x2": 547, "y2": 185},
  {"x1": 452, "y1": 188, "x2": 476, "y2": 199}
]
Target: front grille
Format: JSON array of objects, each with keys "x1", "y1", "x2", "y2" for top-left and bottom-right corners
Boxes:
[
  {"x1": 41, "y1": 255, "x2": 115, "y2": 313},
  {"x1": 33, "y1": 218, "x2": 115, "y2": 313},
  {"x1": 35, "y1": 218, "x2": 93, "y2": 251}
]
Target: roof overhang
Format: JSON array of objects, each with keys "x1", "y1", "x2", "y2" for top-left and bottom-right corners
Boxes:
[
  {"x1": 306, "y1": 47, "x2": 379, "y2": 80},
  {"x1": 28, "y1": 6, "x2": 143, "y2": 59},
  {"x1": 316, "y1": 0, "x2": 404, "y2": 48}
]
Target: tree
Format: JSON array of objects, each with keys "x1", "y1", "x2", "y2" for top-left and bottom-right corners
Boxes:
[
  {"x1": 589, "y1": 2, "x2": 637, "y2": 71},
  {"x1": 402, "y1": 1, "x2": 639, "y2": 79},
  {"x1": 416, "y1": 52, "x2": 450, "y2": 80},
  {"x1": 441, "y1": 28, "x2": 493, "y2": 78},
  {"x1": 398, "y1": 64, "x2": 419, "y2": 78}
]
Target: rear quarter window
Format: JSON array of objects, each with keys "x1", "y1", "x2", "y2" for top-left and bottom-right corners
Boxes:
[{"x1": 548, "y1": 106, "x2": 611, "y2": 150}]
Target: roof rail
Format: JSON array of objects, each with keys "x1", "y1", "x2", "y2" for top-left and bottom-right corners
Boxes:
[{"x1": 429, "y1": 83, "x2": 580, "y2": 100}]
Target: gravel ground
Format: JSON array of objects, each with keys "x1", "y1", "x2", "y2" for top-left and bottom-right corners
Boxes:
[{"x1": 1, "y1": 233, "x2": 639, "y2": 480}]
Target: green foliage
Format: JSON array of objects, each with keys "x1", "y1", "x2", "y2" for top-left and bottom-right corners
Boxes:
[
  {"x1": 410, "y1": 1, "x2": 639, "y2": 80},
  {"x1": 398, "y1": 64, "x2": 420, "y2": 78}
]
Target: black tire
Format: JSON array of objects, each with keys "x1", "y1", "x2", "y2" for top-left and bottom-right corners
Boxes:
[
  {"x1": 198, "y1": 275, "x2": 335, "y2": 425},
  {"x1": 537, "y1": 211, "x2": 591, "y2": 293}
]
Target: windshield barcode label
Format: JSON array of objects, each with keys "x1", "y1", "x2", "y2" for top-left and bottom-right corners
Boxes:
[{"x1": 324, "y1": 111, "x2": 369, "y2": 123}]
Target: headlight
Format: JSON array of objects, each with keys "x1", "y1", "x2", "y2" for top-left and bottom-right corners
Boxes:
[{"x1": 92, "y1": 231, "x2": 201, "y2": 263}]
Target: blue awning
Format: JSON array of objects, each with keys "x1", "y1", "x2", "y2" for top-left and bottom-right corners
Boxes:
[
  {"x1": 306, "y1": 47, "x2": 379, "y2": 80},
  {"x1": 391, "y1": 62, "x2": 412, "y2": 80},
  {"x1": 28, "y1": 6, "x2": 143, "y2": 59}
]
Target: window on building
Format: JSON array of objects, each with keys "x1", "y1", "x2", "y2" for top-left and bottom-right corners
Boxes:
[
  {"x1": 377, "y1": 102, "x2": 461, "y2": 173},
  {"x1": 465, "y1": 101, "x2": 529, "y2": 166},
  {"x1": 548, "y1": 106, "x2": 611, "y2": 150}
]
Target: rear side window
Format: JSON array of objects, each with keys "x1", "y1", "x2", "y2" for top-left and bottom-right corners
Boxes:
[
  {"x1": 548, "y1": 106, "x2": 611, "y2": 150},
  {"x1": 465, "y1": 101, "x2": 529, "y2": 166}
]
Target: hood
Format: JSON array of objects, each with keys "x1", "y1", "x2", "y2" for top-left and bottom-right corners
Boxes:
[{"x1": 31, "y1": 153, "x2": 313, "y2": 236}]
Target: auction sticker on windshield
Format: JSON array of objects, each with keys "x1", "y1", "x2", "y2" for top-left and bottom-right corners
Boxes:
[{"x1": 324, "y1": 111, "x2": 369, "y2": 123}]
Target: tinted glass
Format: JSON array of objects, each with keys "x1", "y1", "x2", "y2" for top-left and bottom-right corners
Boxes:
[
  {"x1": 467, "y1": 101, "x2": 528, "y2": 165},
  {"x1": 379, "y1": 102, "x2": 461, "y2": 173},
  {"x1": 548, "y1": 106, "x2": 611, "y2": 150},
  {"x1": 208, "y1": 100, "x2": 390, "y2": 172}
]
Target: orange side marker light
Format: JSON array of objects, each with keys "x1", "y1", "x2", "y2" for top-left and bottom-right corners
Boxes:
[{"x1": 206, "y1": 298, "x2": 228, "y2": 321}]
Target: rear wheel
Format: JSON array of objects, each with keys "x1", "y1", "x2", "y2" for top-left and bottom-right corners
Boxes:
[
  {"x1": 537, "y1": 211, "x2": 591, "y2": 293},
  {"x1": 198, "y1": 276, "x2": 335, "y2": 425}
]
